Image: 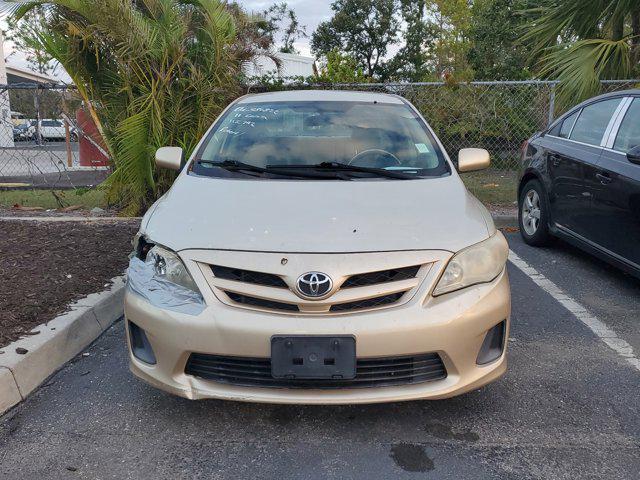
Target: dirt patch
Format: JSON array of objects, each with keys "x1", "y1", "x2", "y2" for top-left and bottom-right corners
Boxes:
[{"x1": 0, "y1": 220, "x2": 139, "y2": 348}]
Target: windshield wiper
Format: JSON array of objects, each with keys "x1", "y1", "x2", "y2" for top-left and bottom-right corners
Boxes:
[
  {"x1": 266, "y1": 161, "x2": 417, "y2": 179},
  {"x1": 195, "y1": 159, "x2": 346, "y2": 180},
  {"x1": 197, "y1": 159, "x2": 268, "y2": 175}
]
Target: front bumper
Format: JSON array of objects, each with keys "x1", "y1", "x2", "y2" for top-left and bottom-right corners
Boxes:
[{"x1": 124, "y1": 266, "x2": 510, "y2": 405}]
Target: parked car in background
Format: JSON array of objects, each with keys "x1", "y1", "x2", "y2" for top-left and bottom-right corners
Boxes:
[
  {"x1": 15, "y1": 119, "x2": 78, "y2": 142},
  {"x1": 519, "y1": 89, "x2": 640, "y2": 277},
  {"x1": 125, "y1": 90, "x2": 511, "y2": 405},
  {"x1": 37, "y1": 119, "x2": 78, "y2": 141},
  {"x1": 13, "y1": 121, "x2": 33, "y2": 141},
  {"x1": 10, "y1": 111, "x2": 28, "y2": 127}
]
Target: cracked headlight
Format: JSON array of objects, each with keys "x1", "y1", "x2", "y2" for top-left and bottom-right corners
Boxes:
[
  {"x1": 147, "y1": 245, "x2": 200, "y2": 293},
  {"x1": 433, "y1": 232, "x2": 508, "y2": 296}
]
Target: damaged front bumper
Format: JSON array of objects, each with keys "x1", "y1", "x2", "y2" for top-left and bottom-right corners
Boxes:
[{"x1": 124, "y1": 252, "x2": 511, "y2": 404}]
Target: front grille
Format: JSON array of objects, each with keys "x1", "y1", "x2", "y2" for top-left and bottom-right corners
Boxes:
[
  {"x1": 202, "y1": 255, "x2": 434, "y2": 315},
  {"x1": 225, "y1": 291, "x2": 299, "y2": 312},
  {"x1": 211, "y1": 265, "x2": 288, "y2": 288},
  {"x1": 330, "y1": 292, "x2": 406, "y2": 312},
  {"x1": 185, "y1": 352, "x2": 446, "y2": 389},
  {"x1": 341, "y1": 265, "x2": 421, "y2": 288}
]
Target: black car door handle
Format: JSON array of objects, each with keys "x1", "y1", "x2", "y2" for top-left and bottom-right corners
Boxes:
[
  {"x1": 596, "y1": 172, "x2": 612, "y2": 185},
  {"x1": 549, "y1": 154, "x2": 561, "y2": 166}
]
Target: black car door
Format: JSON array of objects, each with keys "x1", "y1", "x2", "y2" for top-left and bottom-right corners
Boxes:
[
  {"x1": 542, "y1": 109, "x2": 585, "y2": 232},
  {"x1": 590, "y1": 97, "x2": 640, "y2": 268},
  {"x1": 544, "y1": 98, "x2": 622, "y2": 237}
]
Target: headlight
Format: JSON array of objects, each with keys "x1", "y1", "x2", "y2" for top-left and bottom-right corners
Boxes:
[
  {"x1": 147, "y1": 245, "x2": 199, "y2": 293},
  {"x1": 127, "y1": 242, "x2": 205, "y2": 315},
  {"x1": 433, "y1": 232, "x2": 508, "y2": 296}
]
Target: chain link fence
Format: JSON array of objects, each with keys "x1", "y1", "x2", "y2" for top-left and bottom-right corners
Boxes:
[
  {"x1": 0, "y1": 83, "x2": 109, "y2": 191},
  {"x1": 251, "y1": 79, "x2": 640, "y2": 170},
  {"x1": 0, "y1": 80, "x2": 638, "y2": 193}
]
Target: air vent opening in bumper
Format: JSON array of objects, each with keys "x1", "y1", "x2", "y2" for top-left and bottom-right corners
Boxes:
[{"x1": 185, "y1": 352, "x2": 447, "y2": 389}]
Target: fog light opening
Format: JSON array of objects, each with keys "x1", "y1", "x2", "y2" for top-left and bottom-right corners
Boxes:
[
  {"x1": 128, "y1": 321, "x2": 157, "y2": 365},
  {"x1": 476, "y1": 320, "x2": 506, "y2": 365}
]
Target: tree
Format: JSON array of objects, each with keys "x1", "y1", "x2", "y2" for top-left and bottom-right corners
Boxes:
[
  {"x1": 522, "y1": 0, "x2": 640, "y2": 105},
  {"x1": 388, "y1": 0, "x2": 475, "y2": 81},
  {"x1": 467, "y1": 0, "x2": 533, "y2": 80},
  {"x1": 5, "y1": 6, "x2": 58, "y2": 76},
  {"x1": 384, "y1": 0, "x2": 436, "y2": 81},
  {"x1": 427, "y1": 0, "x2": 474, "y2": 81},
  {"x1": 260, "y1": 2, "x2": 306, "y2": 54},
  {"x1": 312, "y1": 49, "x2": 368, "y2": 83},
  {"x1": 12, "y1": 0, "x2": 274, "y2": 215},
  {"x1": 311, "y1": 0, "x2": 400, "y2": 79}
]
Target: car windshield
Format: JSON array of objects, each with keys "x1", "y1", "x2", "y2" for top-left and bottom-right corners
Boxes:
[{"x1": 191, "y1": 101, "x2": 449, "y2": 180}]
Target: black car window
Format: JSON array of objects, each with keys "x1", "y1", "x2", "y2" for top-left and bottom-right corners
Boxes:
[
  {"x1": 569, "y1": 98, "x2": 621, "y2": 146},
  {"x1": 613, "y1": 98, "x2": 640, "y2": 153},
  {"x1": 557, "y1": 110, "x2": 579, "y2": 138}
]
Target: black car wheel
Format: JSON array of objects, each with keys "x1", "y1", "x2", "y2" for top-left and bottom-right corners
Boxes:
[{"x1": 518, "y1": 179, "x2": 553, "y2": 246}]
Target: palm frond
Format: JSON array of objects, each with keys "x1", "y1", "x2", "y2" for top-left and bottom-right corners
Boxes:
[
  {"x1": 521, "y1": 0, "x2": 638, "y2": 55},
  {"x1": 539, "y1": 38, "x2": 631, "y2": 107}
]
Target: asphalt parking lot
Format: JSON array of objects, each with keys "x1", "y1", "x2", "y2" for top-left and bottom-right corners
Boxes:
[{"x1": 1, "y1": 232, "x2": 638, "y2": 479}]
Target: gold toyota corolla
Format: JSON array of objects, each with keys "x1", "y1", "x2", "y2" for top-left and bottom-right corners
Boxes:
[{"x1": 125, "y1": 90, "x2": 511, "y2": 404}]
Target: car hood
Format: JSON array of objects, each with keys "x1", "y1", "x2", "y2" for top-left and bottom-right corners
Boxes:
[{"x1": 142, "y1": 173, "x2": 494, "y2": 253}]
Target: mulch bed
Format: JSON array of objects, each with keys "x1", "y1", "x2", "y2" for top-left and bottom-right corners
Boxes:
[{"x1": 0, "y1": 220, "x2": 139, "y2": 348}]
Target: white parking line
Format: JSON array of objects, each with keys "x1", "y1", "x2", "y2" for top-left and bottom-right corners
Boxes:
[{"x1": 508, "y1": 250, "x2": 640, "y2": 372}]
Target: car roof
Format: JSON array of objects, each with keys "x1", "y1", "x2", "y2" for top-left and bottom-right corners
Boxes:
[
  {"x1": 550, "y1": 88, "x2": 639, "y2": 126},
  {"x1": 593, "y1": 88, "x2": 640, "y2": 98},
  {"x1": 569, "y1": 89, "x2": 640, "y2": 111},
  {"x1": 237, "y1": 89, "x2": 405, "y2": 105}
]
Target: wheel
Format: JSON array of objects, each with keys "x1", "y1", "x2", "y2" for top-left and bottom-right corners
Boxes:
[{"x1": 518, "y1": 179, "x2": 554, "y2": 246}]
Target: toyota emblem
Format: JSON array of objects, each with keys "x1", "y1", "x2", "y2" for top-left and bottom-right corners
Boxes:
[{"x1": 296, "y1": 272, "x2": 333, "y2": 298}]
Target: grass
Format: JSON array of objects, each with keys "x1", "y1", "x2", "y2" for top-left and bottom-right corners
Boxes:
[
  {"x1": 0, "y1": 189, "x2": 106, "y2": 210},
  {"x1": 461, "y1": 169, "x2": 518, "y2": 207}
]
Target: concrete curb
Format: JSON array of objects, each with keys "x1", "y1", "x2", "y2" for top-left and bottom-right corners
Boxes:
[{"x1": 0, "y1": 276, "x2": 125, "y2": 415}]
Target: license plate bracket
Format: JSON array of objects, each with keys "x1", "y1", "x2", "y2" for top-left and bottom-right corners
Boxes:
[{"x1": 271, "y1": 336, "x2": 356, "y2": 380}]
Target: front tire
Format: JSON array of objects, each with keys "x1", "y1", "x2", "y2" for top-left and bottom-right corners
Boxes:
[{"x1": 518, "y1": 179, "x2": 553, "y2": 246}]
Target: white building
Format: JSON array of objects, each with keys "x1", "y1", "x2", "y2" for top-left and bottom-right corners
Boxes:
[
  {"x1": 5, "y1": 65, "x2": 59, "y2": 84},
  {"x1": 244, "y1": 52, "x2": 316, "y2": 80}
]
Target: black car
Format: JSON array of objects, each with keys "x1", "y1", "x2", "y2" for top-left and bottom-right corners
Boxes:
[{"x1": 518, "y1": 89, "x2": 640, "y2": 277}]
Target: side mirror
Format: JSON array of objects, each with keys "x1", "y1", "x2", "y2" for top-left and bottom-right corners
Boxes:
[
  {"x1": 458, "y1": 148, "x2": 490, "y2": 172},
  {"x1": 627, "y1": 145, "x2": 640, "y2": 165},
  {"x1": 155, "y1": 146, "x2": 183, "y2": 171}
]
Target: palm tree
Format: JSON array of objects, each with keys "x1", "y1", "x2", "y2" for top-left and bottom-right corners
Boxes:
[
  {"x1": 523, "y1": 0, "x2": 640, "y2": 108},
  {"x1": 5, "y1": 0, "x2": 273, "y2": 214}
]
